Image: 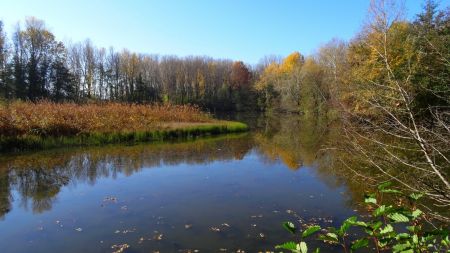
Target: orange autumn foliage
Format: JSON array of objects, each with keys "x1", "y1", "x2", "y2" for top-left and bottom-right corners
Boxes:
[{"x1": 0, "y1": 101, "x2": 213, "y2": 137}]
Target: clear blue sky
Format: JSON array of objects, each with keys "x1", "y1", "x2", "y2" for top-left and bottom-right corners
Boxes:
[{"x1": 0, "y1": 0, "x2": 448, "y2": 64}]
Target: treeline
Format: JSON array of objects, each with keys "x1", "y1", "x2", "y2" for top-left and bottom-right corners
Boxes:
[
  {"x1": 254, "y1": 0, "x2": 448, "y2": 207},
  {"x1": 0, "y1": 0, "x2": 448, "y2": 116},
  {"x1": 0, "y1": 18, "x2": 254, "y2": 111},
  {"x1": 255, "y1": 1, "x2": 449, "y2": 117}
]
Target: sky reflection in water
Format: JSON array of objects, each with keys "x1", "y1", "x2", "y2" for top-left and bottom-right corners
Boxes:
[{"x1": 0, "y1": 116, "x2": 359, "y2": 252}]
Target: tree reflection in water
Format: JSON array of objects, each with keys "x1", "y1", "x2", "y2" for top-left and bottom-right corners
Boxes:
[
  {"x1": 0, "y1": 133, "x2": 254, "y2": 218},
  {"x1": 1, "y1": 113, "x2": 434, "y2": 220}
]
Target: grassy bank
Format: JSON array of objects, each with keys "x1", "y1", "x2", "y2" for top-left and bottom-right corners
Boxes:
[{"x1": 0, "y1": 101, "x2": 248, "y2": 152}]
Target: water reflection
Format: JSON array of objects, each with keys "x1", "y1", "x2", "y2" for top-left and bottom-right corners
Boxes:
[
  {"x1": 0, "y1": 113, "x2": 356, "y2": 217},
  {"x1": 0, "y1": 134, "x2": 254, "y2": 218},
  {"x1": 0, "y1": 114, "x2": 367, "y2": 252}
]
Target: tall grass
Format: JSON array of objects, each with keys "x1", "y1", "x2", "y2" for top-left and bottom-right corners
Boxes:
[{"x1": 0, "y1": 101, "x2": 248, "y2": 151}]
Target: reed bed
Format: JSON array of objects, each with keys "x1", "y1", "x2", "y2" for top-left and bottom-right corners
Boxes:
[{"x1": 0, "y1": 101, "x2": 248, "y2": 151}]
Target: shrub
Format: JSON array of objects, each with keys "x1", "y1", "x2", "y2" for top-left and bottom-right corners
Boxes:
[{"x1": 276, "y1": 182, "x2": 450, "y2": 253}]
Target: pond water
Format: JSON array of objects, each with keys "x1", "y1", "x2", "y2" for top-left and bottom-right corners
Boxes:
[{"x1": 0, "y1": 114, "x2": 367, "y2": 252}]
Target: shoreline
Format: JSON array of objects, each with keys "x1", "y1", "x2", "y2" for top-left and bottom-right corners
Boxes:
[{"x1": 0, "y1": 121, "x2": 248, "y2": 152}]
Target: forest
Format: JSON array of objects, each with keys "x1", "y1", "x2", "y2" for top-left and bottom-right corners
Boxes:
[{"x1": 0, "y1": 1, "x2": 447, "y2": 115}]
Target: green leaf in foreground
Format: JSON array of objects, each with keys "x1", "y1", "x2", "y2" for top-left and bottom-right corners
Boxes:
[
  {"x1": 302, "y1": 225, "x2": 321, "y2": 238},
  {"x1": 299, "y1": 241, "x2": 308, "y2": 253},
  {"x1": 283, "y1": 221, "x2": 297, "y2": 234},
  {"x1": 318, "y1": 233, "x2": 339, "y2": 244},
  {"x1": 380, "y1": 189, "x2": 403, "y2": 194},
  {"x1": 377, "y1": 181, "x2": 392, "y2": 190},
  {"x1": 275, "y1": 241, "x2": 298, "y2": 250},
  {"x1": 351, "y1": 238, "x2": 369, "y2": 250},
  {"x1": 373, "y1": 205, "x2": 388, "y2": 217},
  {"x1": 411, "y1": 209, "x2": 423, "y2": 219},
  {"x1": 388, "y1": 213, "x2": 410, "y2": 223},
  {"x1": 392, "y1": 242, "x2": 412, "y2": 252},
  {"x1": 380, "y1": 224, "x2": 394, "y2": 234},
  {"x1": 364, "y1": 194, "x2": 377, "y2": 204},
  {"x1": 408, "y1": 193, "x2": 424, "y2": 201},
  {"x1": 340, "y1": 216, "x2": 357, "y2": 235}
]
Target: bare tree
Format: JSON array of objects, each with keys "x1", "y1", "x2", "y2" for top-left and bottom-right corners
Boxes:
[{"x1": 343, "y1": 0, "x2": 450, "y2": 213}]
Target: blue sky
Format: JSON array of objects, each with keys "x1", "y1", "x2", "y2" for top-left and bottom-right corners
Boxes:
[{"x1": 0, "y1": 0, "x2": 448, "y2": 64}]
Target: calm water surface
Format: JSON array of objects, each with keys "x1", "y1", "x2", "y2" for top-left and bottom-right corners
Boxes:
[{"x1": 0, "y1": 114, "x2": 365, "y2": 252}]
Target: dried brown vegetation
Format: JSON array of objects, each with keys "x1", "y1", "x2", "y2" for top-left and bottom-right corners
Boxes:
[{"x1": 0, "y1": 101, "x2": 214, "y2": 137}]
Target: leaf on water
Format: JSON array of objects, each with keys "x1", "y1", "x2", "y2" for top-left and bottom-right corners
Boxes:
[
  {"x1": 111, "y1": 243, "x2": 130, "y2": 253},
  {"x1": 210, "y1": 227, "x2": 221, "y2": 232}
]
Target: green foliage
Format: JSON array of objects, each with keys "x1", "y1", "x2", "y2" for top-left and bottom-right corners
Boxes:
[
  {"x1": 302, "y1": 225, "x2": 321, "y2": 238},
  {"x1": 276, "y1": 182, "x2": 450, "y2": 252},
  {"x1": 276, "y1": 242, "x2": 298, "y2": 251},
  {"x1": 283, "y1": 221, "x2": 297, "y2": 234}
]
